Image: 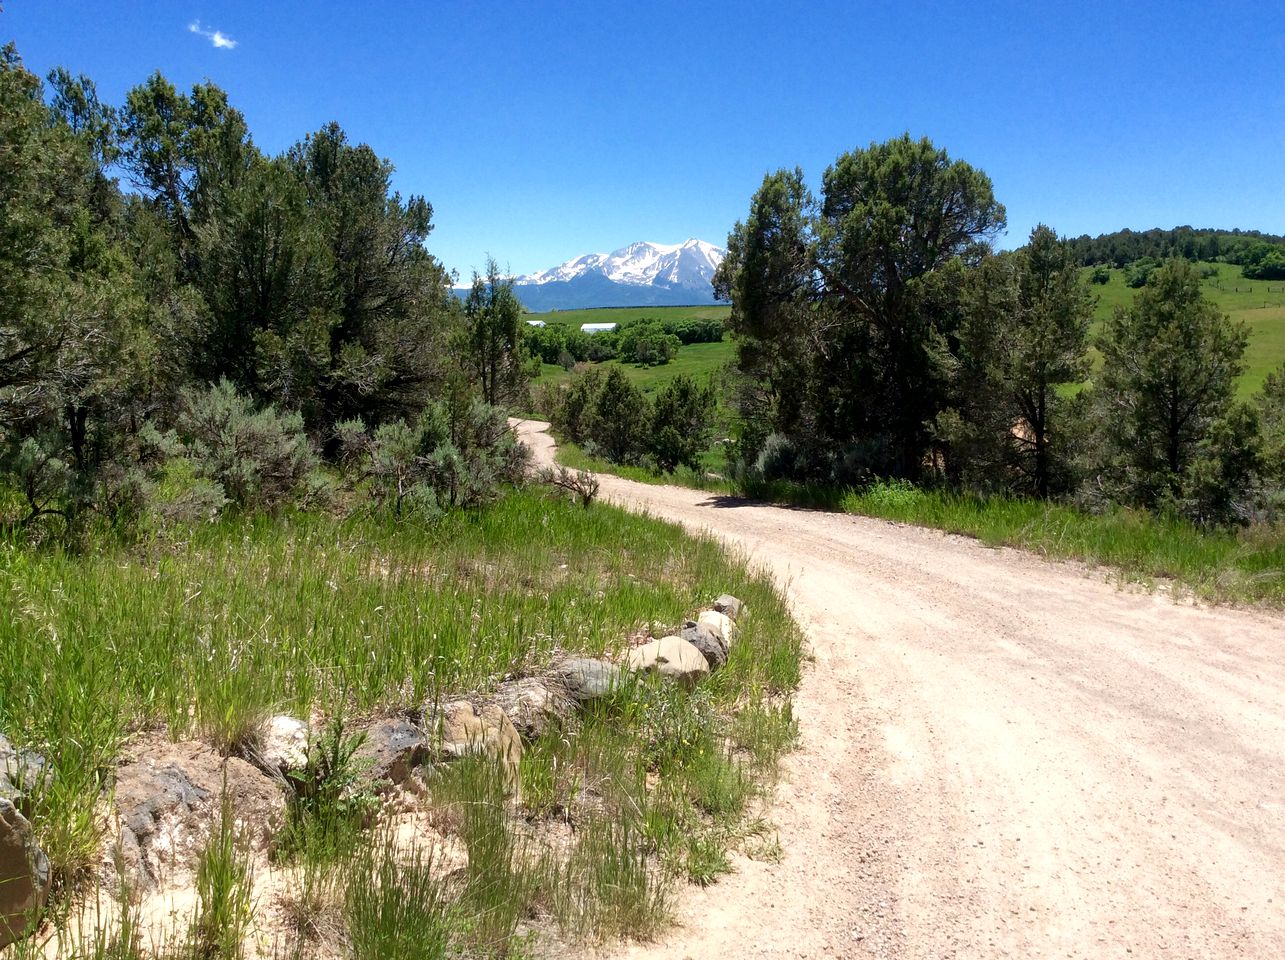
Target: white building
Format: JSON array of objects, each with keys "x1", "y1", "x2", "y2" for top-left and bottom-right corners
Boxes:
[
  {"x1": 525, "y1": 320, "x2": 547, "y2": 327},
  {"x1": 580, "y1": 322, "x2": 618, "y2": 334}
]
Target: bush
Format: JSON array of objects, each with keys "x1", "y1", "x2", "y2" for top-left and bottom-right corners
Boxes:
[
  {"x1": 1090, "y1": 265, "x2": 1111, "y2": 285},
  {"x1": 618, "y1": 322, "x2": 680, "y2": 366},
  {"x1": 651, "y1": 376, "x2": 716, "y2": 472},
  {"x1": 340, "y1": 397, "x2": 529, "y2": 515},
  {"x1": 1124, "y1": 257, "x2": 1161, "y2": 288},
  {"x1": 179, "y1": 379, "x2": 316, "y2": 512}
]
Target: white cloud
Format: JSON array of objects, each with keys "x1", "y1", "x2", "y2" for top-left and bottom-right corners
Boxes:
[{"x1": 188, "y1": 20, "x2": 238, "y2": 50}]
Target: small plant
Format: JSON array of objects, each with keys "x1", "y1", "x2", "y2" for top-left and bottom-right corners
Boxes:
[
  {"x1": 343, "y1": 836, "x2": 453, "y2": 960},
  {"x1": 544, "y1": 815, "x2": 668, "y2": 942},
  {"x1": 278, "y1": 712, "x2": 379, "y2": 862},
  {"x1": 429, "y1": 756, "x2": 532, "y2": 951},
  {"x1": 682, "y1": 829, "x2": 732, "y2": 887},
  {"x1": 537, "y1": 464, "x2": 599, "y2": 509},
  {"x1": 189, "y1": 785, "x2": 256, "y2": 960}
]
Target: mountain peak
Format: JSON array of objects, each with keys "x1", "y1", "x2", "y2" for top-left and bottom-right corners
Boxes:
[{"x1": 506, "y1": 238, "x2": 727, "y2": 311}]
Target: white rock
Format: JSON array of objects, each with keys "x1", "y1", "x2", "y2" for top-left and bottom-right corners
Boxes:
[{"x1": 698, "y1": 610, "x2": 736, "y2": 647}]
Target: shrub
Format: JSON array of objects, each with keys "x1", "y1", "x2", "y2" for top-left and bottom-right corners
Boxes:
[
  {"x1": 1090, "y1": 265, "x2": 1111, "y2": 285},
  {"x1": 179, "y1": 378, "x2": 315, "y2": 512},
  {"x1": 340, "y1": 397, "x2": 529, "y2": 515},
  {"x1": 651, "y1": 375, "x2": 716, "y2": 472}
]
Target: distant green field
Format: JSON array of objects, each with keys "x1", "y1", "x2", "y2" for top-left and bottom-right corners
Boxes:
[
  {"x1": 525, "y1": 304, "x2": 731, "y2": 326},
  {"x1": 528, "y1": 304, "x2": 734, "y2": 396},
  {"x1": 1081, "y1": 262, "x2": 1285, "y2": 396}
]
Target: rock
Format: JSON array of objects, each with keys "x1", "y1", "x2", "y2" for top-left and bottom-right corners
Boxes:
[
  {"x1": 552, "y1": 657, "x2": 622, "y2": 703},
  {"x1": 112, "y1": 741, "x2": 284, "y2": 889},
  {"x1": 714, "y1": 594, "x2": 744, "y2": 622},
  {"x1": 626, "y1": 636, "x2": 710, "y2": 687},
  {"x1": 423, "y1": 701, "x2": 522, "y2": 795},
  {"x1": 354, "y1": 719, "x2": 427, "y2": 791},
  {"x1": 698, "y1": 610, "x2": 736, "y2": 648},
  {"x1": 0, "y1": 735, "x2": 48, "y2": 807},
  {"x1": 253, "y1": 715, "x2": 310, "y2": 777},
  {"x1": 489, "y1": 677, "x2": 572, "y2": 740},
  {"x1": 0, "y1": 798, "x2": 49, "y2": 949},
  {"x1": 679, "y1": 620, "x2": 728, "y2": 671}
]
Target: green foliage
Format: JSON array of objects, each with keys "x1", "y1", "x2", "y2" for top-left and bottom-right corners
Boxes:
[
  {"x1": 1124, "y1": 256, "x2": 1161, "y2": 288},
  {"x1": 1096, "y1": 259, "x2": 1252, "y2": 520},
  {"x1": 942, "y1": 225, "x2": 1094, "y2": 498},
  {"x1": 178, "y1": 379, "x2": 315, "y2": 512},
  {"x1": 717, "y1": 134, "x2": 1006, "y2": 482},
  {"x1": 279, "y1": 713, "x2": 380, "y2": 863},
  {"x1": 463, "y1": 258, "x2": 529, "y2": 408},
  {"x1": 651, "y1": 375, "x2": 717, "y2": 473},
  {"x1": 618, "y1": 321, "x2": 681, "y2": 366},
  {"x1": 340, "y1": 396, "x2": 529, "y2": 514},
  {"x1": 189, "y1": 788, "x2": 256, "y2": 960},
  {"x1": 343, "y1": 837, "x2": 454, "y2": 960},
  {"x1": 548, "y1": 367, "x2": 716, "y2": 475}
]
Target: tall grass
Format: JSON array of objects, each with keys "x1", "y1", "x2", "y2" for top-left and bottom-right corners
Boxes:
[
  {"x1": 839, "y1": 480, "x2": 1285, "y2": 603},
  {"x1": 0, "y1": 488, "x2": 805, "y2": 954}
]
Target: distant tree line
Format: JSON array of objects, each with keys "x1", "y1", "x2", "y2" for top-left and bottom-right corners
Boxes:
[
  {"x1": 714, "y1": 135, "x2": 1285, "y2": 526},
  {"x1": 524, "y1": 315, "x2": 724, "y2": 369},
  {"x1": 1066, "y1": 226, "x2": 1285, "y2": 279},
  {"x1": 540, "y1": 368, "x2": 717, "y2": 474},
  {"x1": 0, "y1": 44, "x2": 529, "y2": 536}
]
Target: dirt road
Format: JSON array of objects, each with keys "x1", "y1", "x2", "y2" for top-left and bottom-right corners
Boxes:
[{"x1": 516, "y1": 420, "x2": 1285, "y2": 959}]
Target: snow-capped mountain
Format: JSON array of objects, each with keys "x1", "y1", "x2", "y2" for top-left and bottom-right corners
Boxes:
[{"x1": 466, "y1": 239, "x2": 726, "y2": 311}]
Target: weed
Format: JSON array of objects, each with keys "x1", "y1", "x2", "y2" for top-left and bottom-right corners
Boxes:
[
  {"x1": 343, "y1": 836, "x2": 453, "y2": 960},
  {"x1": 277, "y1": 712, "x2": 379, "y2": 863},
  {"x1": 189, "y1": 786, "x2": 256, "y2": 960}
]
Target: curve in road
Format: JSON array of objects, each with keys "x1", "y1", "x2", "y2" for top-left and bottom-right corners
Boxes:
[{"x1": 515, "y1": 419, "x2": 1285, "y2": 960}]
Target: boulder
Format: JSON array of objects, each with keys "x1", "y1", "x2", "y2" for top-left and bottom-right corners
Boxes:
[
  {"x1": 0, "y1": 798, "x2": 49, "y2": 949},
  {"x1": 698, "y1": 610, "x2": 736, "y2": 648},
  {"x1": 354, "y1": 719, "x2": 427, "y2": 791},
  {"x1": 713, "y1": 594, "x2": 744, "y2": 622},
  {"x1": 551, "y1": 657, "x2": 622, "y2": 703},
  {"x1": 253, "y1": 715, "x2": 310, "y2": 777},
  {"x1": 626, "y1": 636, "x2": 710, "y2": 688},
  {"x1": 489, "y1": 677, "x2": 572, "y2": 740},
  {"x1": 112, "y1": 741, "x2": 284, "y2": 889},
  {"x1": 423, "y1": 701, "x2": 522, "y2": 795},
  {"x1": 679, "y1": 620, "x2": 728, "y2": 671}
]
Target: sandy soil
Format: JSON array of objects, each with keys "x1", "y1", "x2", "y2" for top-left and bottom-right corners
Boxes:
[{"x1": 515, "y1": 419, "x2": 1285, "y2": 960}]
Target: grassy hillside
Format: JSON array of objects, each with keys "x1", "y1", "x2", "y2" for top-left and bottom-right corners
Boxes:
[{"x1": 1082, "y1": 262, "x2": 1285, "y2": 395}]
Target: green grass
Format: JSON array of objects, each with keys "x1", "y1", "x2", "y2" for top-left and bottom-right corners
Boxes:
[
  {"x1": 835, "y1": 480, "x2": 1285, "y2": 604},
  {"x1": 1, "y1": 487, "x2": 804, "y2": 955},
  {"x1": 526, "y1": 305, "x2": 730, "y2": 327},
  {"x1": 1082, "y1": 262, "x2": 1285, "y2": 396}
]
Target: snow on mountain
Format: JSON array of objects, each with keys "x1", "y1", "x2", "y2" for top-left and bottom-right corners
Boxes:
[
  {"x1": 500, "y1": 239, "x2": 726, "y2": 310},
  {"x1": 452, "y1": 239, "x2": 727, "y2": 310},
  {"x1": 521, "y1": 238, "x2": 723, "y2": 288}
]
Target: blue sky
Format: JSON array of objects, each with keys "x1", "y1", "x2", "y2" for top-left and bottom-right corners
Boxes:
[{"x1": 5, "y1": 1, "x2": 1283, "y2": 279}]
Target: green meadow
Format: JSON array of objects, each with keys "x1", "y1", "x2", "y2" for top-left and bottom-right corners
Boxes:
[
  {"x1": 1082, "y1": 262, "x2": 1285, "y2": 396},
  {"x1": 528, "y1": 305, "x2": 735, "y2": 396}
]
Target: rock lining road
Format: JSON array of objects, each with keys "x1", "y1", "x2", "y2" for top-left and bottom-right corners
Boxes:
[{"x1": 515, "y1": 419, "x2": 1285, "y2": 959}]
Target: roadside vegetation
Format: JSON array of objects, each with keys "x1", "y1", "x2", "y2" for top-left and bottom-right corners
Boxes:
[
  {"x1": 2, "y1": 492, "x2": 802, "y2": 955},
  {"x1": 0, "y1": 44, "x2": 803, "y2": 958},
  {"x1": 534, "y1": 143, "x2": 1285, "y2": 604}
]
